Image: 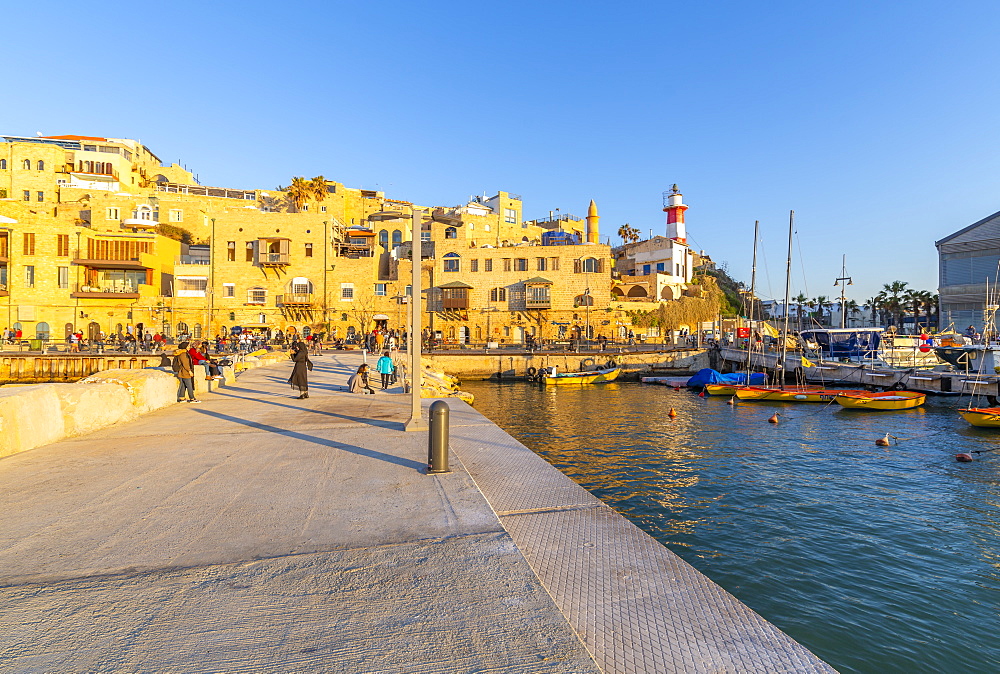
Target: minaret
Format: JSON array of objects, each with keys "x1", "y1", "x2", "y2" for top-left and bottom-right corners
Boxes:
[
  {"x1": 585, "y1": 199, "x2": 599, "y2": 244},
  {"x1": 663, "y1": 184, "x2": 688, "y2": 243}
]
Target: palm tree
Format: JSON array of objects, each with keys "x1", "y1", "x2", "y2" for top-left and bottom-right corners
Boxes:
[
  {"x1": 617, "y1": 223, "x2": 640, "y2": 245},
  {"x1": 845, "y1": 299, "x2": 860, "y2": 327},
  {"x1": 284, "y1": 176, "x2": 312, "y2": 212},
  {"x1": 814, "y1": 295, "x2": 832, "y2": 326},
  {"x1": 904, "y1": 289, "x2": 924, "y2": 333},
  {"x1": 881, "y1": 281, "x2": 909, "y2": 329},
  {"x1": 309, "y1": 176, "x2": 329, "y2": 203},
  {"x1": 793, "y1": 292, "x2": 809, "y2": 330}
]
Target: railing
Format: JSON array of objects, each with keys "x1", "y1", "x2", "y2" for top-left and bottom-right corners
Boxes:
[
  {"x1": 259, "y1": 253, "x2": 290, "y2": 265},
  {"x1": 175, "y1": 256, "x2": 210, "y2": 265},
  {"x1": 277, "y1": 293, "x2": 314, "y2": 306},
  {"x1": 155, "y1": 183, "x2": 256, "y2": 200},
  {"x1": 525, "y1": 298, "x2": 551, "y2": 309},
  {"x1": 442, "y1": 298, "x2": 469, "y2": 310},
  {"x1": 73, "y1": 282, "x2": 139, "y2": 295}
]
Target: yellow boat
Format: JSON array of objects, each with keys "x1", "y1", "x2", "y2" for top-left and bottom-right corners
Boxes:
[
  {"x1": 958, "y1": 407, "x2": 1000, "y2": 427},
  {"x1": 733, "y1": 385, "x2": 827, "y2": 402},
  {"x1": 834, "y1": 391, "x2": 926, "y2": 410},
  {"x1": 542, "y1": 366, "x2": 621, "y2": 385},
  {"x1": 704, "y1": 383, "x2": 739, "y2": 396}
]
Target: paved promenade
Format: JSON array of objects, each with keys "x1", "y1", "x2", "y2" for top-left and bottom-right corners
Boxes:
[{"x1": 0, "y1": 353, "x2": 834, "y2": 673}]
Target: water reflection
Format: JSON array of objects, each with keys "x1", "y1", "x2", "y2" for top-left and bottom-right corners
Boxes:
[{"x1": 467, "y1": 380, "x2": 1000, "y2": 674}]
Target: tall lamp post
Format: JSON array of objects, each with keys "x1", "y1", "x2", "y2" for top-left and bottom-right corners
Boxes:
[
  {"x1": 405, "y1": 207, "x2": 426, "y2": 432},
  {"x1": 834, "y1": 254, "x2": 852, "y2": 329}
]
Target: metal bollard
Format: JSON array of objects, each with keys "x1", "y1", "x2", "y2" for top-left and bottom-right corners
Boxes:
[{"x1": 427, "y1": 400, "x2": 451, "y2": 474}]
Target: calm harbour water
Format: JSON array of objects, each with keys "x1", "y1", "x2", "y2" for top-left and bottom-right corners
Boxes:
[{"x1": 465, "y1": 380, "x2": 1000, "y2": 674}]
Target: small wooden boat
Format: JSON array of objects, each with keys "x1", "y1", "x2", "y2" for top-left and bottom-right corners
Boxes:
[
  {"x1": 705, "y1": 383, "x2": 740, "y2": 396},
  {"x1": 834, "y1": 390, "x2": 925, "y2": 410},
  {"x1": 958, "y1": 407, "x2": 1000, "y2": 427},
  {"x1": 733, "y1": 385, "x2": 827, "y2": 401},
  {"x1": 542, "y1": 366, "x2": 620, "y2": 385}
]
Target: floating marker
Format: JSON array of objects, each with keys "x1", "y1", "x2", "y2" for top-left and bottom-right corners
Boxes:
[
  {"x1": 768, "y1": 413, "x2": 779, "y2": 424},
  {"x1": 956, "y1": 453, "x2": 974, "y2": 462},
  {"x1": 876, "y1": 433, "x2": 891, "y2": 447},
  {"x1": 698, "y1": 391, "x2": 706, "y2": 398},
  {"x1": 668, "y1": 407, "x2": 677, "y2": 418},
  {"x1": 727, "y1": 397, "x2": 736, "y2": 406}
]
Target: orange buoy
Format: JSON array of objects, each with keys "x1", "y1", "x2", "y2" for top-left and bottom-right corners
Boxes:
[
  {"x1": 726, "y1": 397, "x2": 736, "y2": 406},
  {"x1": 956, "y1": 453, "x2": 974, "y2": 462},
  {"x1": 768, "y1": 413, "x2": 780, "y2": 424},
  {"x1": 698, "y1": 391, "x2": 706, "y2": 398},
  {"x1": 875, "y1": 433, "x2": 891, "y2": 447},
  {"x1": 668, "y1": 407, "x2": 677, "y2": 418}
]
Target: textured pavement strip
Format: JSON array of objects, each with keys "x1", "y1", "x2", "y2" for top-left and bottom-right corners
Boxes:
[
  {"x1": 445, "y1": 401, "x2": 837, "y2": 673},
  {"x1": 0, "y1": 353, "x2": 601, "y2": 673}
]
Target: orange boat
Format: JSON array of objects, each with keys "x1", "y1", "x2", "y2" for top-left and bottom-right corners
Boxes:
[{"x1": 734, "y1": 385, "x2": 851, "y2": 402}]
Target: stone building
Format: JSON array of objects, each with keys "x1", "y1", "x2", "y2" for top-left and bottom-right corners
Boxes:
[{"x1": 0, "y1": 132, "x2": 630, "y2": 344}]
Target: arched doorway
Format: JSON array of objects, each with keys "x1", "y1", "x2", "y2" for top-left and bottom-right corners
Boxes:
[
  {"x1": 458, "y1": 326, "x2": 469, "y2": 344},
  {"x1": 64, "y1": 323, "x2": 74, "y2": 339},
  {"x1": 88, "y1": 322, "x2": 101, "y2": 341},
  {"x1": 35, "y1": 322, "x2": 50, "y2": 340},
  {"x1": 516, "y1": 326, "x2": 525, "y2": 343}
]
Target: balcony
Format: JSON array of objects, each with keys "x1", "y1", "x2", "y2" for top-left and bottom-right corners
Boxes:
[
  {"x1": 439, "y1": 281, "x2": 472, "y2": 310},
  {"x1": 71, "y1": 282, "x2": 139, "y2": 299},
  {"x1": 277, "y1": 293, "x2": 314, "y2": 307},
  {"x1": 73, "y1": 258, "x2": 150, "y2": 270},
  {"x1": 524, "y1": 277, "x2": 553, "y2": 309},
  {"x1": 259, "y1": 252, "x2": 290, "y2": 266}
]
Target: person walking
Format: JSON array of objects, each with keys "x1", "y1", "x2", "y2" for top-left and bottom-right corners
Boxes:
[
  {"x1": 288, "y1": 340, "x2": 312, "y2": 399},
  {"x1": 171, "y1": 341, "x2": 200, "y2": 403},
  {"x1": 348, "y1": 363, "x2": 376, "y2": 394},
  {"x1": 375, "y1": 351, "x2": 394, "y2": 390}
]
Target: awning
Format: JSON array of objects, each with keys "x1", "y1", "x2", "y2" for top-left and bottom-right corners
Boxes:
[
  {"x1": 373, "y1": 314, "x2": 390, "y2": 320},
  {"x1": 438, "y1": 281, "x2": 473, "y2": 289},
  {"x1": 523, "y1": 277, "x2": 553, "y2": 284},
  {"x1": 73, "y1": 258, "x2": 150, "y2": 270},
  {"x1": 237, "y1": 323, "x2": 270, "y2": 328}
]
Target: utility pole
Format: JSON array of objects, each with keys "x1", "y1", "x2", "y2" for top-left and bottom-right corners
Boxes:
[{"x1": 405, "y1": 207, "x2": 426, "y2": 432}]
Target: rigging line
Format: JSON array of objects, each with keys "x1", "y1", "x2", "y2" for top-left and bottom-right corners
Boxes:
[{"x1": 794, "y1": 228, "x2": 810, "y2": 300}]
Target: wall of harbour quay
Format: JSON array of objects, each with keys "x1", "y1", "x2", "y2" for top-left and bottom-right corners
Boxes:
[
  {"x1": 423, "y1": 348, "x2": 709, "y2": 380},
  {"x1": 0, "y1": 352, "x2": 288, "y2": 459}
]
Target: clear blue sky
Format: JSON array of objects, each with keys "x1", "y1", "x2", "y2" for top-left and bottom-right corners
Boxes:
[{"x1": 6, "y1": 0, "x2": 1000, "y2": 303}]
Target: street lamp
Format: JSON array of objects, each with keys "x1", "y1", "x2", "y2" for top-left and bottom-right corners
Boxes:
[{"x1": 833, "y1": 254, "x2": 853, "y2": 329}]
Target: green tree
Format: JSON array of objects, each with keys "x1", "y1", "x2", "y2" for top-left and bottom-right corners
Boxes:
[
  {"x1": 309, "y1": 176, "x2": 329, "y2": 204},
  {"x1": 284, "y1": 176, "x2": 313, "y2": 212},
  {"x1": 793, "y1": 292, "x2": 809, "y2": 331},
  {"x1": 617, "y1": 223, "x2": 640, "y2": 245},
  {"x1": 880, "y1": 281, "x2": 909, "y2": 329}
]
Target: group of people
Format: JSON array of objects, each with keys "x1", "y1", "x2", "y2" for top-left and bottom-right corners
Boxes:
[
  {"x1": 170, "y1": 340, "x2": 225, "y2": 403},
  {"x1": 287, "y1": 345, "x2": 397, "y2": 399}
]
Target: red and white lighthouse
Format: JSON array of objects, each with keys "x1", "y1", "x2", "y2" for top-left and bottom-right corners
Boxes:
[{"x1": 663, "y1": 184, "x2": 688, "y2": 244}]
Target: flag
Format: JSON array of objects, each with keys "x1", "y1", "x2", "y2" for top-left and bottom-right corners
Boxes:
[
  {"x1": 801, "y1": 356, "x2": 814, "y2": 368},
  {"x1": 759, "y1": 322, "x2": 779, "y2": 338}
]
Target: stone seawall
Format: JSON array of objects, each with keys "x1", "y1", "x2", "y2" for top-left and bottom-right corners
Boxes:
[
  {"x1": 0, "y1": 352, "x2": 288, "y2": 459},
  {"x1": 424, "y1": 348, "x2": 709, "y2": 380}
]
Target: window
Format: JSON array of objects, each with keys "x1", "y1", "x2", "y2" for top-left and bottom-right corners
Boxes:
[
  {"x1": 56, "y1": 234, "x2": 69, "y2": 256},
  {"x1": 379, "y1": 230, "x2": 388, "y2": 248},
  {"x1": 83, "y1": 144, "x2": 96, "y2": 151},
  {"x1": 24, "y1": 265, "x2": 34, "y2": 287},
  {"x1": 169, "y1": 209, "x2": 183, "y2": 222},
  {"x1": 582, "y1": 258, "x2": 599, "y2": 273},
  {"x1": 248, "y1": 287, "x2": 266, "y2": 304},
  {"x1": 193, "y1": 324, "x2": 203, "y2": 339},
  {"x1": 320, "y1": 206, "x2": 327, "y2": 213},
  {"x1": 36, "y1": 191, "x2": 44, "y2": 202},
  {"x1": 305, "y1": 243, "x2": 314, "y2": 257},
  {"x1": 0, "y1": 189, "x2": 6, "y2": 199},
  {"x1": 392, "y1": 230, "x2": 402, "y2": 247},
  {"x1": 37, "y1": 160, "x2": 45, "y2": 171},
  {"x1": 514, "y1": 258, "x2": 528, "y2": 271},
  {"x1": 405, "y1": 284, "x2": 412, "y2": 296},
  {"x1": 537, "y1": 258, "x2": 547, "y2": 271},
  {"x1": 246, "y1": 242, "x2": 255, "y2": 262},
  {"x1": 503, "y1": 258, "x2": 512, "y2": 272},
  {"x1": 490, "y1": 287, "x2": 507, "y2": 302},
  {"x1": 504, "y1": 208, "x2": 517, "y2": 224},
  {"x1": 642, "y1": 264, "x2": 651, "y2": 275},
  {"x1": 58, "y1": 267, "x2": 69, "y2": 289},
  {"x1": 23, "y1": 190, "x2": 30, "y2": 201},
  {"x1": 22, "y1": 159, "x2": 31, "y2": 170},
  {"x1": 341, "y1": 283, "x2": 354, "y2": 300},
  {"x1": 177, "y1": 277, "x2": 209, "y2": 297},
  {"x1": 445, "y1": 227, "x2": 457, "y2": 239},
  {"x1": 227, "y1": 241, "x2": 236, "y2": 261},
  {"x1": 106, "y1": 207, "x2": 120, "y2": 220},
  {"x1": 484, "y1": 224, "x2": 491, "y2": 232},
  {"x1": 470, "y1": 259, "x2": 479, "y2": 272},
  {"x1": 375, "y1": 283, "x2": 387, "y2": 296},
  {"x1": 223, "y1": 283, "x2": 235, "y2": 298},
  {"x1": 341, "y1": 313, "x2": 348, "y2": 321},
  {"x1": 443, "y1": 252, "x2": 460, "y2": 272},
  {"x1": 421, "y1": 230, "x2": 431, "y2": 242},
  {"x1": 23, "y1": 233, "x2": 35, "y2": 255},
  {"x1": 0, "y1": 159, "x2": 5, "y2": 169},
  {"x1": 485, "y1": 259, "x2": 493, "y2": 272},
  {"x1": 656, "y1": 262, "x2": 665, "y2": 273}
]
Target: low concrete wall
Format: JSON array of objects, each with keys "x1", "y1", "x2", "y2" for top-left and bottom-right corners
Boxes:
[
  {"x1": 424, "y1": 349, "x2": 709, "y2": 380},
  {"x1": 0, "y1": 351, "x2": 290, "y2": 460}
]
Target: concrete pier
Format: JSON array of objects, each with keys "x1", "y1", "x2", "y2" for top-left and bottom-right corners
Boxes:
[{"x1": 0, "y1": 353, "x2": 834, "y2": 673}]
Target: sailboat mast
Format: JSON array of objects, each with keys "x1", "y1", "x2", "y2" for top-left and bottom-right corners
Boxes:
[
  {"x1": 780, "y1": 211, "x2": 794, "y2": 388},
  {"x1": 746, "y1": 220, "x2": 760, "y2": 380}
]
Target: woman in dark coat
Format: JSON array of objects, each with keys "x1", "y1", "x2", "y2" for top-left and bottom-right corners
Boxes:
[{"x1": 289, "y1": 340, "x2": 312, "y2": 399}]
